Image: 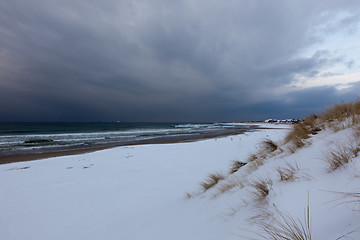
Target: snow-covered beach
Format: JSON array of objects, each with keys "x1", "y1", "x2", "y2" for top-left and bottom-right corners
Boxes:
[
  {"x1": 2, "y1": 1, "x2": 360, "y2": 239},
  {"x1": 1, "y1": 120, "x2": 360, "y2": 239}
]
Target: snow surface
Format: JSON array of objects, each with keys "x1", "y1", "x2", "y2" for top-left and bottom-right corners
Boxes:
[{"x1": 1, "y1": 124, "x2": 360, "y2": 239}]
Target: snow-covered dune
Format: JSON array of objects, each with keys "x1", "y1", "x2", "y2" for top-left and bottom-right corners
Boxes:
[{"x1": 1, "y1": 120, "x2": 360, "y2": 239}]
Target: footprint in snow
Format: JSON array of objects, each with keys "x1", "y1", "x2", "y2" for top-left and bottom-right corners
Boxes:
[{"x1": 83, "y1": 164, "x2": 94, "y2": 169}]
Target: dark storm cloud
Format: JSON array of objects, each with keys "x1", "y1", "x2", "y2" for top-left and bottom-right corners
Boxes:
[
  {"x1": 1, "y1": 0, "x2": 360, "y2": 121},
  {"x1": 239, "y1": 85, "x2": 360, "y2": 121}
]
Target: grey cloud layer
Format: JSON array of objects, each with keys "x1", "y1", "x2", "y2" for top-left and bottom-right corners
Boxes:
[{"x1": 1, "y1": 0, "x2": 359, "y2": 121}]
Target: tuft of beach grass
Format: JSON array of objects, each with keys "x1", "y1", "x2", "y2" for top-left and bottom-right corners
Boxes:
[{"x1": 200, "y1": 172, "x2": 226, "y2": 192}]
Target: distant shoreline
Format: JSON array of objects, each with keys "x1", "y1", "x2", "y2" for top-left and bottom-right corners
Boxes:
[
  {"x1": 0, "y1": 122, "x2": 254, "y2": 162},
  {"x1": 0, "y1": 128, "x2": 251, "y2": 165}
]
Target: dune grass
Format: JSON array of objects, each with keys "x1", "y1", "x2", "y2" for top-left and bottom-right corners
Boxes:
[
  {"x1": 323, "y1": 144, "x2": 356, "y2": 172},
  {"x1": 248, "y1": 153, "x2": 258, "y2": 162},
  {"x1": 353, "y1": 125, "x2": 360, "y2": 138},
  {"x1": 328, "y1": 190, "x2": 360, "y2": 211},
  {"x1": 186, "y1": 100, "x2": 360, "y2": 239},
  {"x1": 245, "y1": 139, "x2": 282, "y2": 173},
  {"x1": 276, "y1": 162, "x2": 300, "y2": 182},
  {"x1": 200, "y1": 172, "x2": 226, "y2": 192},
  {"x1": 246, "y1": 157, "x2": 265, "y2": 173},
  {"x1": 229, "y1": 160, "x2": 247, "y2": 174},
  {"x1": 285, "y1": 100, "x2": 360, "y2": 152},
  {"x1": 284, "y1": 115, "x2": 318, "y2": 150},
  {"x1": 319, "y1": 101, "x2": 360, "y2": 129},
  {"x1": 251, "y1": 178, "x2": 272, "y2": 203},
  {"x1": 257, "y1": 202, "x2": 312, "y2": 240},
  {"x1": 262, "y1": 139, "x2": 280, "y2": 153},
  {"x1": 214, "y1": 178, "x2": 246, "y2": 197},
  {"x1": 350, "y1": 140, "x2": 360, "y2": 158}
]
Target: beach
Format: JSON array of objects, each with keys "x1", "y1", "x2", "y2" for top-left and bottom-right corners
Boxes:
[
  {"x1": 0, "y1": 124, "x2": 287, "y2": 240},
  {"x1": 2, "y1": 1, "x2": 360, "y2": 239},
  {"x1": 1, "y1": 122, "x2": 359, "y2": 240}
]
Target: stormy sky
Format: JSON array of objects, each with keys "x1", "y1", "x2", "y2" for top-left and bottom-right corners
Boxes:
[{"x1": 1, "y1": 0, "x2": 360, "y2": 122}]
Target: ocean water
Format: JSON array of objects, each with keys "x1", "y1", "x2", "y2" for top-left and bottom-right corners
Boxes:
[{"x1": 0, "y1": 122, "x2": 254, "y2": 157}]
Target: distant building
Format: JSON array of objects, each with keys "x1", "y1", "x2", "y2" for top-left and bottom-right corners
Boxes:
[
  {"x1": 264, "y1": 118, "x2": 277, "y2": 123},
  {"x1": 264, "y1": 118, "x2": 301, "y2": 123}
]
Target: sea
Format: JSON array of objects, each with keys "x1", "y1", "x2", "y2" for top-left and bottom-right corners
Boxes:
[{"x1": 0, "y1": 122, "x2": 256, "y2": 158}]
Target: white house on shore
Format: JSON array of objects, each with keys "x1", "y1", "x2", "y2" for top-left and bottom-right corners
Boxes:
[{"x1": 264, "y1": 118, "x2": 301, "y2": 123}]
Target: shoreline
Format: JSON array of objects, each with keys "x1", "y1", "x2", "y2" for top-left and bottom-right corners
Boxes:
[
  {"x1": 0, "y1": 128, "x2": 253, "y2": 165},
  {"x1": 0, "y1": 123, "x2": 289, "y2": 165}
]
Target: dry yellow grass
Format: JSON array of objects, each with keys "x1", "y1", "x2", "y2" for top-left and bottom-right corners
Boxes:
[
  {"x1": 285, "y1": 100, "x2": 360, "y2": 152},
  {"x1": 350, "y1": 140, "x2": 360, "y2": 158},
  {"x1": 245, "y1": 153, "x2": 264, "y2": 173},
  {"x1": 248, "y1": 153, "x2": 258, "y2": 162},
  {"x1": 251, "y1": 177, "x2": 272, "y2": 202},
  {"x1": 214, "y1": 178, "x2": 246, "y2": 197},
  {"x1": 257, "y1": 202, "x2": 312, "y2": 240},
  {"x1": 243, "y1": 139, "x2": 284, "y2": 176},
  {"x1": 229, "y1": 160, "x2": 247, "y2": 174},
  {"x1": 262, "y1": 139, "x2": 279, "y2": 153},
  {"x1": 319, "y1": 100, "x2": 360, "y2": 124},
  {"x1": 284, "y1": 117, "x2": 319, "y2": 148},
  {"x1": 246, "y1": 158, "x2": 265, "y2": 173},
  {"x1": 319, "y1": 100, "x2": 360, "y2": 132},
  {"x1": 353, "y1": 125, "x2": 360, "y2": 139},
  {"x1": 276, "y1": 162, "x2": 300, "y2": 182},
  {"x1": 200, "y1": 172, "x2": 226, "y2": 192},
  {"x1": 324, "y1": 145, "x2": 353, "y2": 172}
]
